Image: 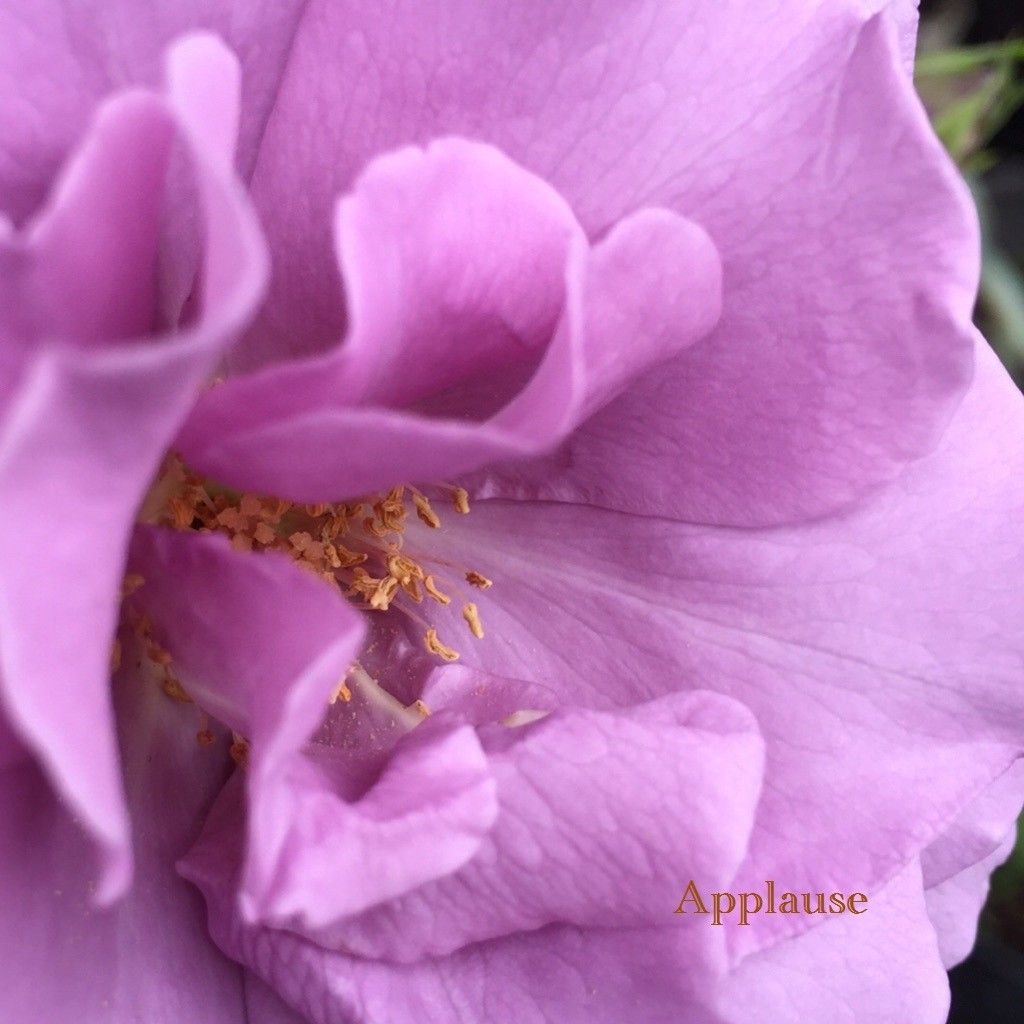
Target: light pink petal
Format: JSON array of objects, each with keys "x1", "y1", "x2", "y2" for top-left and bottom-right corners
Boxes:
[
  {"x1": 0, "y1": 1, "x2": 309, "y2": 220},
  {"x1": 126, "y1": 526, "x2": 388, "y2": 918},
  {"x1": 129, "y1": 527, "x2": 496, "y2": 931},
  {"x1": 179, "y1": 138, "x2": 720, "y2": 501},
  {"x1": 287, "y1": 688, "x2": 763, "y2": 961},
  {"x1": 183, "y1": 829, "x2": 949, "y2": 1024},
  {"x1": 0, "y1": 653, "x2": 246, "y2": 1022},
  {"x1": 399, "y1": 338, "x2": 1024, "y2": 960},
  {"x1": 242, "y1": 975, "x2": 311, "y2": 1024},
  {"x1": 921, "y1": 759, "x2": 1024, "y2": 890},
  {"x1": 0, "y1": 36, "x2": 267, "y2": 900},
  {"x1": 471, "y1": 12, "x2": 974, "y2": 524},
  {"x1": 213, "y1": 2, "x2": 972, "y2": 525},
  {"x1": 920, "y1": 759, "x2": 1024, "y2": 967},
  {"x1": 183, "y1": 810, "x2": 726, "y2": 1024},
  {"x1": 711, "y1": 861, "x2": 949, "y2": 1024}
]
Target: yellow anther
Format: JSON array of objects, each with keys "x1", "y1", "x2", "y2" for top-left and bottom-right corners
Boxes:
[
  {"x1": 402, "y1": 576, "x2": 424, "y2": 603},
  {"x1": 167, "y1": 495, "x2": 195, "y2": 529},
  {"x1": 413, "y1": 493, "x2": 441, "y2": 529},
  {"x1": 452, "y1": 488, "x2": 470, "y2": 514},
  {"x1": 197, "y1": 728, "x2": 216, "y2": 748},
  {"x1": 387, "y1": 554, "x2": 424, "y2": 583},
  {"x1": 264, "y1": 498, "x2": 291, "y2": 521},
  {"x1": 303, "y1": 540, "x2": 326, "y2": 563},
  {"x1": 363, "y1": 515, "x2": 390, "y2": 539},
  {"x1": 216, "y1": 507, "x2": 247, "y2": 530},
  {"x1": 289, "y1": 531, "x2": 314, "y2": 552},
  {"x1": 374, "y1": 488, "x2": 408, "y2": 532},
  {"x1": 306, "y1": 503, "x2": 329, "y2": 518},
  {"x1": 330, "y1": 681, "x2": 353, "y2": 704},
  {"x1": 375, "y1": 577, "x2": 400, "y2": 610},
  {"x1": 231, "y1": 533, "x2": 253, "y2": 553},
  {"x1": 424, "y1": 628, "x2": 459, "y2": 662},
  {"x1": 424, "y1": 575, "x2": 451, "y2": 605},
  {"x1": 412, "y1": 699, "x2": 431, "y2": 718},
  {"x1": 462, "y1": 602, "x2": 485, "y2": 639},
  {"x1": 149, "y1": 644, "x2": 172, "y2": 667},
  {"x1": 162, "y1": 675, "x2": 192, "y2": 703},
  {"x1": 324, "y1": 513, "x2": 350, "y2": 540},
  {"x1": 229, "y1": 733, "x2": 250, "y2": 767},
  {"x1": 239, "y1": 494, "x2": 262, "y2": 517},
  {"x1": 466, "y1": 570, "x2": 493, "y2": 589},
  {"x1": 334, "y1": 544, "x2": 368, "y2": 569},
  {"x1": 120, "y1": 573, "x2": 145, "y2": 597},
  {"x1": 254, "y1": 522, "x2": 277, "y2": 545}
]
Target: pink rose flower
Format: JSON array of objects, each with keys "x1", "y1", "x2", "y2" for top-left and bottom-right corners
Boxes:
[{"x1": 1, "y1": 3, "x2": 1021, "y2": 1022}]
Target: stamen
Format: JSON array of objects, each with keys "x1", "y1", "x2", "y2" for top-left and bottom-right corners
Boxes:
[
  {"x1": 254, "y1": 522, "x2": 277, "y2": 545},
  {"x1": 289, "y1": 531, "x2": 314, "y2": 553},
  {"x1": 424, "y1": 627, "x2": 459, "y2": 661},
  {"x1": 162, "y1": 675, "x2": 193, "y2": 704},
  {"x1": 168, "y1": 494, "x2": 196, "y2": 529},
  {"x1": 466, "y1": 570, "x2": 493, "y2": 590},
  {"x1": 412, "y1": 492, "x2": 441, "y2": 529},
  {"x1": 348, "y1": 663, "x2": 423, "y2": 730},
  {"x1": 196, "y1": 714, "x2": 216, "y2": 747},
  {"x1": 239, "y1": 494, "x2": 262, "y2": 517},
  {"x1": 110, "y1": 638, "x2": 122, "y2": 673},
  {"x1": 229, "y1": 733, "x2": 250, "y2": 767},
  {"x1": 266, "y1": 498, "x2": 291, "y2": 521},
  {"x1": 333, "y1": 543, "x2": 368, "y2": 569},
  {"x1": 120, "y1": 573, "x2": 145, "y2": 598},
  {"x1": 330, "y1": 680, "x2": 353, "y2": 704},
  {"x1": 149, "y1": 643, "x2": 173, "y2": 667},
  {"x1": 387, "y1": 554, "x2": 423, "y2": 584},
  {"x1": 141, "y1": 460, "x2": 498, "y2": 687},
  {"x1": 452, "y1": 488, "x2": 470, "y2": 514},
  {"x1": 503, "y1": 709, "x2": 550, "y2": 728},
  {"x1": 371, "y1": 576, "x2": 399, "y2": 610},
  {"x1": 424, "y1": 575, "x2": 451, "y2": 605},
  {"x1": 462, "y1": 602, "x2": 485, "y2": 639},
  {"x1": 363, "y1": 515, "x2": 390, "y2": 539}
]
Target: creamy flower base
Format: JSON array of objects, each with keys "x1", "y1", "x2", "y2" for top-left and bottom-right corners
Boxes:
[{"x1": 1, "y1": 6, "x2": 1024, "y2": 1024}]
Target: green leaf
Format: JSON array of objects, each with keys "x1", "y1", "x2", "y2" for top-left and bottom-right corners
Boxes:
[{"x1": 915, "y1": 39, "x2": 1024, "y2": 78}]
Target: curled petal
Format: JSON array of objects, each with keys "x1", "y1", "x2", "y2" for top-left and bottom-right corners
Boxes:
[
  {"x1": 127, "y1": 526, "x2": 374, "y2": 918},
  {"x1": 303, "y1": 688, "x2": 764, "y2": 961},
  {"x1": 0, "y1": 34, "x2": 268, "y2": 900},
  {"x1": 180, "y1": 138, "x2": 721, "y2": 500}
]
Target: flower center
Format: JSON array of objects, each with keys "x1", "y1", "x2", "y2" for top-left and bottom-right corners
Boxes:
[
  {"x1": 122, "y1": 455, "x2": 496, "y2": 757},
  {"x1": 139, "y1": 455, "x2": 492, "y2": 662}
]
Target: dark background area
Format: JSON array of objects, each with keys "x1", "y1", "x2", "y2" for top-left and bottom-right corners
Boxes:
[{"x1": 917, "y1": 2, "x2": 1024, "y2": 1021}]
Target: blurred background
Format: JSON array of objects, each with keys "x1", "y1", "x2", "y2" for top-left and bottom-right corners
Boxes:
[{"x1": 915, "y1": 2, "x2": 1024, "y2": 1020}]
